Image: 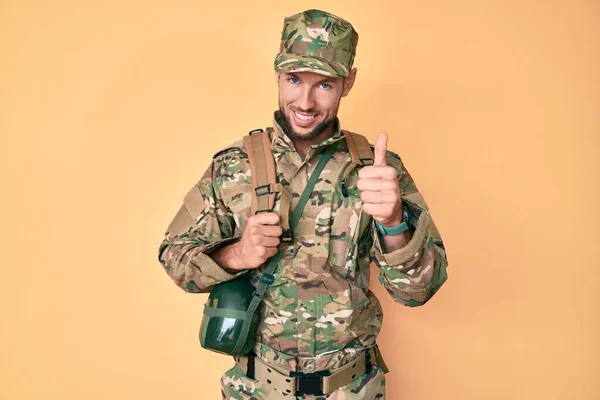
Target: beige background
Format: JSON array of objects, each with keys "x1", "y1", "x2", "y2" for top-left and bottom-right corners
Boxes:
[{"x1": 1, "y1": 1, "x2": 598, "y2": 399}]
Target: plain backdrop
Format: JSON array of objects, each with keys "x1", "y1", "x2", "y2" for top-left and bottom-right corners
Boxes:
[{"x1": 1, "y1": 1, "x2": 598, "y2": 399}]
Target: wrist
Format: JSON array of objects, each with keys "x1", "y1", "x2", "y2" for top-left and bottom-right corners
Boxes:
[
  {"x1": 375, "y1": 209, "x2": 410, "y2": 236},
  {"x1": 379, "y1": 208, "x2": 405, "y2": 228},
  {"x1": 211, "y1": 242, "x2": 243, "y2": 273},
  {"x1": 379, "y1": 217, "x2": 403, "y2": 228},
  {"x1": 226, "y1": 242, "x2": 244, "y2": 271}
]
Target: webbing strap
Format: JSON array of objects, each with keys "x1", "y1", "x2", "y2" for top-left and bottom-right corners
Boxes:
[
  {"x1": 276, "y1": 182, "x2": 292, "y2": 250},
  {"x1": 244, "y1": 131, "x2": 276, "y2": 214},
  {"x1": 341, "y1": 131, "x2": 374, "y2": 181},
  {"x1": 203, "y1": 307, "x2": 252, "y2": 320},
  {"x1": 243, "y1": 129, "x2": 291, "y2": 245},
  {"x1": 231, "y1": 143, "x2": 338, "y2": 355}
]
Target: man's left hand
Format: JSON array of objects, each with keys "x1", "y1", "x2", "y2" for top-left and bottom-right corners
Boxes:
[{"x1": 357, "y1": 132, "x2": 404, "y2": 226}]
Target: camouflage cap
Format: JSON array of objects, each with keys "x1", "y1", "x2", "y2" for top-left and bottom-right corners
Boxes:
[{"x1": 274, "y1": 9, "x2": 359, "y2": 78}]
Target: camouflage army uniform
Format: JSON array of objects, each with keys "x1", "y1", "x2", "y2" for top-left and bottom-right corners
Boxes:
[
  {"x1": 158, "y1": 114, "x2": 448, "y2": 399},
  {"x1": 158, "y1": 9, "x2": 448, "y2": 400}
]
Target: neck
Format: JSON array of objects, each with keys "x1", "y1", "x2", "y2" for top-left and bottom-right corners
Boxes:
[{"x1": 291, "y1": 124, "x2": 335, "y2": 159}]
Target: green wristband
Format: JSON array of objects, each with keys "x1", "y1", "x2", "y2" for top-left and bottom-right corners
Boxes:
[{"x1": 375, "y1": 210, "x2": 410, "y2": 236}]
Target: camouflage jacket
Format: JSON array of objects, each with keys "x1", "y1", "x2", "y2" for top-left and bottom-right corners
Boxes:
[{"x1": 158, "y1": 114, "x2": 448, "y2": 362}]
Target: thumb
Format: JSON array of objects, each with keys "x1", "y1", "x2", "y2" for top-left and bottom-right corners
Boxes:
[{"x1": 373, "y1": 132, "x2": 388, "y2": 166}]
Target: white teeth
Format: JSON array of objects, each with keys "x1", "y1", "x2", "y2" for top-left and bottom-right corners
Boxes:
[{"x1": 295, "y1": 112, "x2": 316, "y2": 121}]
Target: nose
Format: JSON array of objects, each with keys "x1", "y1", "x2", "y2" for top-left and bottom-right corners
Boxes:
[{"x1": 296, "y1": 85, "x2": 316, "y2": 111}]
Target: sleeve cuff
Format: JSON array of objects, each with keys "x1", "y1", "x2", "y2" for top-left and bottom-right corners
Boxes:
[{"x1": 373, "y1": 211, "x2": 431, "y2": 266}]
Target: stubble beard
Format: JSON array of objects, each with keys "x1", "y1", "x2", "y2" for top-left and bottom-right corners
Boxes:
[{"x1": 275, "y1": 107, "x2": 337, "y2": 142}]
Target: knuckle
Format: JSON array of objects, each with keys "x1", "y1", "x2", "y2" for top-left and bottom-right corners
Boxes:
[
  {"x1": 257, "y1": 247, "x2": 266, "y2": 257},
  {"x1": 264, "y1": 212, "x2": 278, "y2": 224}
]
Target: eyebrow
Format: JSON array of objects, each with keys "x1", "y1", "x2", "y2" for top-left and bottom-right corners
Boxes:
[{"x1": 288, "y1": 73, "x2": 336, "y2": 84}]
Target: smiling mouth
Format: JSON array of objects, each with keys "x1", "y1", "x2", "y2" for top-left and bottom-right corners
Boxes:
[{"x1": 294, "y1": 111, "x2": 317, "y2": 121}]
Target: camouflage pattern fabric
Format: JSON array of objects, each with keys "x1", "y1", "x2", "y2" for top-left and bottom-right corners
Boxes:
[
  {"x1": 221, "y1": 364, "x2": 385, "y2": 399},
  {"x1": 274, "y1": 9, "x2": 359, "y2": 77},
  {"x1": 158, "y1": 112, "x2": 448, "y2": 393}
]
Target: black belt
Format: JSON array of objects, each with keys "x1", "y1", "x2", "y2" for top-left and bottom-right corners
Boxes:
[{"x1": 245, "y1": 351, "x2": 373, "y2": 396}]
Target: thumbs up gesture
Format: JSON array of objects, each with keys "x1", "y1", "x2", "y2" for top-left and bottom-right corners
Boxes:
[{"x1": 357, "y1": 133, "x2": 404, "y2": 227}]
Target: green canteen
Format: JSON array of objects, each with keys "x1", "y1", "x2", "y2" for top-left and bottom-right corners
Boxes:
[{"x1": 200, "y1": 277, "x2": 259, "y2": 356}]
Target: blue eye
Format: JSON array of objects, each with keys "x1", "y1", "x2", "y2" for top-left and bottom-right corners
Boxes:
[
  {"x1": 319, "y1": 83, "x2": 331, "y2": 89},
  {"x1": 289, "y1": 77, "x2": 299, "y2": 84}
]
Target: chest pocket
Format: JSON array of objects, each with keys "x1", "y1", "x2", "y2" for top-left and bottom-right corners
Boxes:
[{"x1": 327, "y1": 171, "x2": 366, "y2": 274}]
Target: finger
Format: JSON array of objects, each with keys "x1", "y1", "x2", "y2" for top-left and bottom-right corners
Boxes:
[
  {"x1": 264, "y1": 246, "x2": 279, "y2": 258},
  {"x1": 358, "y1": 166, "x2": 397, "y2": 180},
  {"x1": 360, "y1": 191, "x2": 398, "y2": 204},
  {"x1": 256, "y1": 235, "x2": 281, "y2": 247},
  {"x1": 252, "y1": 212, "x2": 280, "y2": 226},
  {"x1": 357, "y1": 178, "x2": 397, "y2": 192},
  {"x1": 256, "y1": 245, "x2": 278, "y2": 259},
  {"x1": 259, "y1": 225, "x2": 284, "y2": 238},
  {"x1": 373, "y1": 133, "x2": 388, "y2": 166},
  {"x1": 362, "y1": 203, "x2": 394, "y2": 218},
  {"x1": 361, "y1": 203, "x2": 382, "y2": 218}
]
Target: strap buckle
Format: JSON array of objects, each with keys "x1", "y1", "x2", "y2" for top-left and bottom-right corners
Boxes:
[
  {"x1": 248, "y1": 128, "x2": 264, "y2": 135},
  {"x1": 359, "y1": 157, "x2": 374, "y2": 166},
  {"x1": 279, "y1": 229, "x2": 293, "y2": 243},
  {"x1": 252, "y1": 272, "x2": 275, "y2": 300},
  {"x1": 255, "y1": 184, "x2": 276, "y2": 214},
  {"x1": 290, "y1": 370, "x2": 330, "y2": 396},
  {"x1": 255, "y1": 184, "x2": 274, "y2": 197},
  {"x1": 259, "y1": 273, "x2": 274, "y2": 286}
]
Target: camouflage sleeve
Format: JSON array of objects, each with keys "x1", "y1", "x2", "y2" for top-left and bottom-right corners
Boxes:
[
  {"x1": 157, "y1": 159, "x2": 245, "y2": 293},
  {"x1": 370, "y1": 153, "x2": 449, "y2": 307}
]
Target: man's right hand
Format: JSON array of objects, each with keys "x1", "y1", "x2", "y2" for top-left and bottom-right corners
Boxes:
[
  {"x1": 234, "y1": 212, "x2": 282, "y2": 269},
  {"x1": 210, "y1": 212, "x2": 282, "y2": 272}
]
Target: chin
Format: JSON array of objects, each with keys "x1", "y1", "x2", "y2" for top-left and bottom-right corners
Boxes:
[{"x1": 290, "y1": 124, "x2": 312, "y2": 135}]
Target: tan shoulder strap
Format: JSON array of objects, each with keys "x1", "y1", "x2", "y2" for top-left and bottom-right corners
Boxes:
[
  {"x1": 243, "y1": 128, "x2": 291, "y2": 247},
  {"x1": 342, "y1": 131, "x2": 374, "y2": 180},
  {"x1": 243, "y1": 129, "x2": 277, "y2": 215}
]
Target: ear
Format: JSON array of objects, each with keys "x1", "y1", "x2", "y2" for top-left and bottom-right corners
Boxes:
[{"x1": 341, "y1": 68, "x2": 357, "y2": 97}]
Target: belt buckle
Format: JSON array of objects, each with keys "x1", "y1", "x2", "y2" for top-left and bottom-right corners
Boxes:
[{"x1": 290, "y1": 370, "x2": 330, "y2": 396}]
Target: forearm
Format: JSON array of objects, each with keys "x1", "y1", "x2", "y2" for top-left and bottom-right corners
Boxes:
[
  {"x1": 158, "y1": 237, "x2": 244, "y2": 293},
  {"x1": 208, "y1": 241, "x2": 246, "y2": 274},
  {"x1": 380, "y1": 229, "x2": 413, "y2": 252},
  {"x1": 378, "y1": 239, "x2": 447, "y2": 306},
  {"x1": 373, "y1": 211, "x2": 448, "y2": 306}
]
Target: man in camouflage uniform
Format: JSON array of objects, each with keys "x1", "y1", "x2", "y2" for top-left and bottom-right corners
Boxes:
[{"x1": 158, "y1": 9, "x2": 448, "y2": 399}]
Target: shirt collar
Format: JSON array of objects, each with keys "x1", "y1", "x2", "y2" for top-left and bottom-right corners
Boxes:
[{"x1": 270, "y1": 111, "x2": 346, "y2": 154}]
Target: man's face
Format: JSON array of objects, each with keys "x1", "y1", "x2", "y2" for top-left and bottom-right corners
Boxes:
[{"x1": 276, "y1": 70, "x2": 356, "y2": 142}]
